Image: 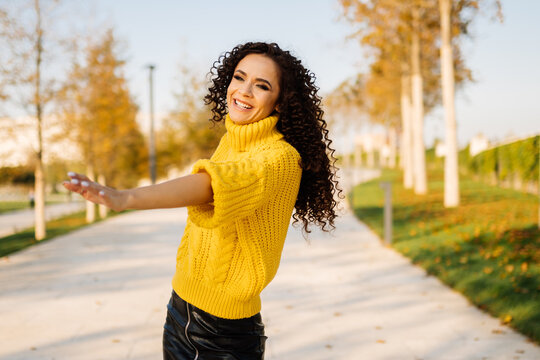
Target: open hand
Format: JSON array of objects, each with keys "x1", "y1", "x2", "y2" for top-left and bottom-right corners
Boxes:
[{"x1": 63, "y1": 172, "x2": 127, "y2": 212}]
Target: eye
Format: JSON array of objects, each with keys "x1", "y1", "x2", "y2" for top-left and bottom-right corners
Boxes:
[
  {"x1": 257, "y1": 84, "x2": 270, "y2": 91},
  {"x1": 233, "y1": 75, "x2": 244, "y2": 81}
]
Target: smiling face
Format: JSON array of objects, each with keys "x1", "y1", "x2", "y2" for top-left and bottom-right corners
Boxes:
[{"x1": 226, "y1": 54, "x2": 281, "y2": 125}]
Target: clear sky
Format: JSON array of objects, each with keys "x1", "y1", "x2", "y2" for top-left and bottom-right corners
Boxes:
[{"x1": 91, "y1": 0, "x2": 539, "y2": 153}]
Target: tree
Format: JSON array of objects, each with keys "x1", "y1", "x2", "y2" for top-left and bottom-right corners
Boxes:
[
  {"x1": 0, "y1": 10, "x2": 8, "y2": 104},
  {"x1": 338, "y1": 0, "x2": 480, "y2": 199},
  {"x1": 439, "y1": 0, "x2": 459, "y2": 206},
  {"x1": 438, "y1": 0, "x2": 502, "y2": 207},
  {"x1": 410, "y1": 4, "x2": 428, "y2": 194},
  {"x1": 59, "y1": 29, "x2": 147, "y2": 221},
  {"x1": 338, "y1": 0, "x2": 439, "y2": 193},
  {"x1": 156, "y1": 65, "x2": 224, "y2": 177},
  {"x1": 0, "y1": 0, "x2": 67, "y2": 240}
]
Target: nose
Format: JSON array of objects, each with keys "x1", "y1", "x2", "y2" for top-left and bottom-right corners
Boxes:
[{"x1": 238, "y1": 81, "x2": 253, "y2": 97}]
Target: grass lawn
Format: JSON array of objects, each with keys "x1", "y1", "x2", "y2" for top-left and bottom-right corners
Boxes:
[
  {"x1": 0, "y1": 201, "x2": 31, "y2": 214},
  {"x1": 349, "y1": 168, "x2": 540, "y2": 343},
  {"x1": 0, "y1": 200, "x2": 66, "y2": 214},
  {"x1": 0, "y1": 210, "x2": 122, "y2": 258}
]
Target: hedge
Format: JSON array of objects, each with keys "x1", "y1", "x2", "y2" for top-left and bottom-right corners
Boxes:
[{"x1": 468, "y1": 135, "x2": 539, "y2": 189}]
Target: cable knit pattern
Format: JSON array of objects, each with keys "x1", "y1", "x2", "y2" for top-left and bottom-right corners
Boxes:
[{"x1": 172, "y1": 114, "x2": 302, "y2": 319}]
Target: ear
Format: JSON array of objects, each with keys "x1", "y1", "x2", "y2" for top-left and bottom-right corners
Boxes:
[{"x1": 274, "y1": 105, "x2": 280, "y2": 113}]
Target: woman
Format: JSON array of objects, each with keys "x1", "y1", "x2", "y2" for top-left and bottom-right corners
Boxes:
[{"x1": 64, "y1": 42, "x2": 340, "y2": 360}]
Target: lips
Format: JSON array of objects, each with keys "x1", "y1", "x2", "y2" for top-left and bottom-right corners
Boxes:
[{"x1": 234, "y1": 99, "x2": 253, "y2": 110}]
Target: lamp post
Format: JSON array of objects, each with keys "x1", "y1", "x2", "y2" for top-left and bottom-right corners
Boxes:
[{"x1": 146, "y1": 64, "x2": 156, "y2": 184}]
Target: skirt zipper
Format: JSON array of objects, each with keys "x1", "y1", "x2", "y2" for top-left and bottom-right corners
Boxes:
[{"x1": 185, "y1": 302, "x2": 199, "y2": 360}]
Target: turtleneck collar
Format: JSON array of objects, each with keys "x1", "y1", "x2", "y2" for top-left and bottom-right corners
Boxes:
[{"x1": 225, "y1": 113, "x2": 283, "y2": 152}]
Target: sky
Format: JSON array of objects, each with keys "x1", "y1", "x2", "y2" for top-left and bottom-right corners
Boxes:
[{"x1": 87, "y1": 0, "x2": 538, "y2": 153}]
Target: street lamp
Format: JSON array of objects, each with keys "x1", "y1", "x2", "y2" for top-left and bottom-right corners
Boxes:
[{"x1": 146, "y1": 64, "x2": 156, "y2": 184}]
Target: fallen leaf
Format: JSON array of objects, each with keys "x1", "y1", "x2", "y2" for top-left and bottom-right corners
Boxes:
[
  {"x1": 502, "y1": 315, "x2": 512, "y2": 324},
  {"x1": 376, "y1": 339, "x2": 386, "y2": 344},
  {"x1": 112, "y1": 339, "x2": 121, "y2": 343},
  {"x1": 333, "y1": 312, "x2": 342, "y2": 317},
  {"x1": 325, "y1": 344, "x2": 333, "y2": 349}
]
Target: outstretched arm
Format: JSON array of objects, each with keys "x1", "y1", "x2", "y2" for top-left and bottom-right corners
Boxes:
[{"x1": 63, "y1": 172, "x2": 213, "y2": 212}]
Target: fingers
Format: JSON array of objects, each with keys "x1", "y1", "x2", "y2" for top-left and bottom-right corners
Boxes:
[
  {"x1": 63, "y1": 172, "x2": 104, "y2": 202},
  {"x1": 67, "y1": 171, "x2": 92, "y2": 183}
]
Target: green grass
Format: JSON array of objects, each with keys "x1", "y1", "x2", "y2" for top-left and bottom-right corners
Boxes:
[
  {"x1": 0, "y1": 201, "x2": 31, "y2": 214},
  {"x1": 349, "y1": 168, "x2": 540, "y2": 343},
  {"x1": 0, "y1": 200, "x2": 66, "y2": 214},
  {"x1": 0, "y1": 210, "x2": 123, "y2": 258}
]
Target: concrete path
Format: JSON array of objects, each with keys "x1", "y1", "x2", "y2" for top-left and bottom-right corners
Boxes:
[
  {"x1": 0, "y1": 207, "x2": 538, "y2": 359},
  {"x1": 0, "y1": 201, "x2": 86, "y2": 237}
]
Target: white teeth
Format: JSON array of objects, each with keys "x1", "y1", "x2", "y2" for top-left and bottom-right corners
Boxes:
[{"x1": 235, "y1": 99, "x2": 252, "y2": 109}]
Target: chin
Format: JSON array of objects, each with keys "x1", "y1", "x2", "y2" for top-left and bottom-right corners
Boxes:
[{"x1": 230, "y1": 113, "x2": 256, "y2": 125}]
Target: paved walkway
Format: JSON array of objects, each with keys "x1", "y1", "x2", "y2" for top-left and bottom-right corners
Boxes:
[
  {"x1": 0, "y1": 201, "x2": 86, "y2": 237},
  {"x1": 0, "y1": 201, "x2": 538, "y2": 359}
]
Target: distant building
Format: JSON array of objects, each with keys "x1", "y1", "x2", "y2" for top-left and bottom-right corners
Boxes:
[
  {"x1": 0, "y1": 116, "x2": 80, "y2": 167},
  {"x1": 469, "y1": 134, "x2": 490, "y2": 157},
  {"x1": 355, "y1": 133, "x2": 387, "y2": 168},
  {"x1": 435, "y1": 142, "x2": 446, "y2": 158}
]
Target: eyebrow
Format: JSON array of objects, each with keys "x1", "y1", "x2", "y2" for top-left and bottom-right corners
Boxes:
[{"x1": 235, "y1": 69, "x2": 273, "y2": 89}]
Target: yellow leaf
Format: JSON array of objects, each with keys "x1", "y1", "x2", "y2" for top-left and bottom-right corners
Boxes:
[
  {"x1": 483, "y1": 267, "x2": 493, "y2": 274},
  {"x1": 521, "y1": 262, "x2": 528, "y2": 272},
  {"x1": 492, "y1": 246, "x2": 503, "y2": 258},
  {"x1": 505, "y1": 265, "x2": 514, "y2": 273},
  {"x1": 376, "y1": 339, "x2": 386, "y2": 344},
  {"x1": 502, "y1": 315, "x2": 512, "y2": 324}
]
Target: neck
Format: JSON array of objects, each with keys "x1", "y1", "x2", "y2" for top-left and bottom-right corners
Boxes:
[{"x1": 225, "y1": 114, "x2": 282, "y2": 152}]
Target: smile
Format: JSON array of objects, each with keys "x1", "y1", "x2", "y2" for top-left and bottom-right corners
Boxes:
[{"x1": 234, "y1": 99, "x2": 253, "y2": 110}]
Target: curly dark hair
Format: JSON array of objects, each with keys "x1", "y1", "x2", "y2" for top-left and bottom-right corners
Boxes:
[{"x1": 204, "y1": 42, "x2": 341, "y2": 233}]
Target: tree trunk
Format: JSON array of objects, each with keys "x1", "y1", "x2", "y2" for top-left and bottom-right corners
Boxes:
[
  {"x1": 98, "y1": 173, "x2": 108, "y2": 219},
  {"x1": 86, "y1": 163, "x2": 95, "y2": 223},
  {"x1": 440, "y1": 0, "x2": 460, "y2": 207},
  {"x1": 388, "y1": 126, "x2": 397, "y2": 169},
  {"x1": 367, "y1": 147, "x2": 374, "y2": 168},
  {"x1": 34, "y1": 0, "x2": 46, "y2": 240},
  {"x1": 400, "y1": 73, "x2": 414, "y2": 188},
  {"x1": 411, "y1": 7, "x2": 427, "y2": 195},
  {"x1": 354, "y1": 142, "x2": 362, "y2": 169},
  {"x1": 34, "y1": 156, "x2": 46, "y2": 240}
]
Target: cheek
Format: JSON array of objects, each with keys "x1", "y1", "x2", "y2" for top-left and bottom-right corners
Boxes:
[
  {"x1": 226, "y1": 86, "x2": 233, "y2": 105},
  {"x1": 267, "y1": 93, "x2": 280, "y2": 110}
]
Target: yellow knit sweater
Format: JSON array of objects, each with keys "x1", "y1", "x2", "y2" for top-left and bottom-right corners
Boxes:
[{"x1": 172, "y1": 114, "x2": 302, "y2": 319}]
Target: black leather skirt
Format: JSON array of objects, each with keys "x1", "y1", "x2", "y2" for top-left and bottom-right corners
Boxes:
[{"x1": 163, "y1": 290, "x2": 267, "y2": 360}]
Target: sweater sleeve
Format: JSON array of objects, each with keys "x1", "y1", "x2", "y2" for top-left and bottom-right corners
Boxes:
[{"x1": 187, "y1": 144, "x2": 301, "y2": 228}]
